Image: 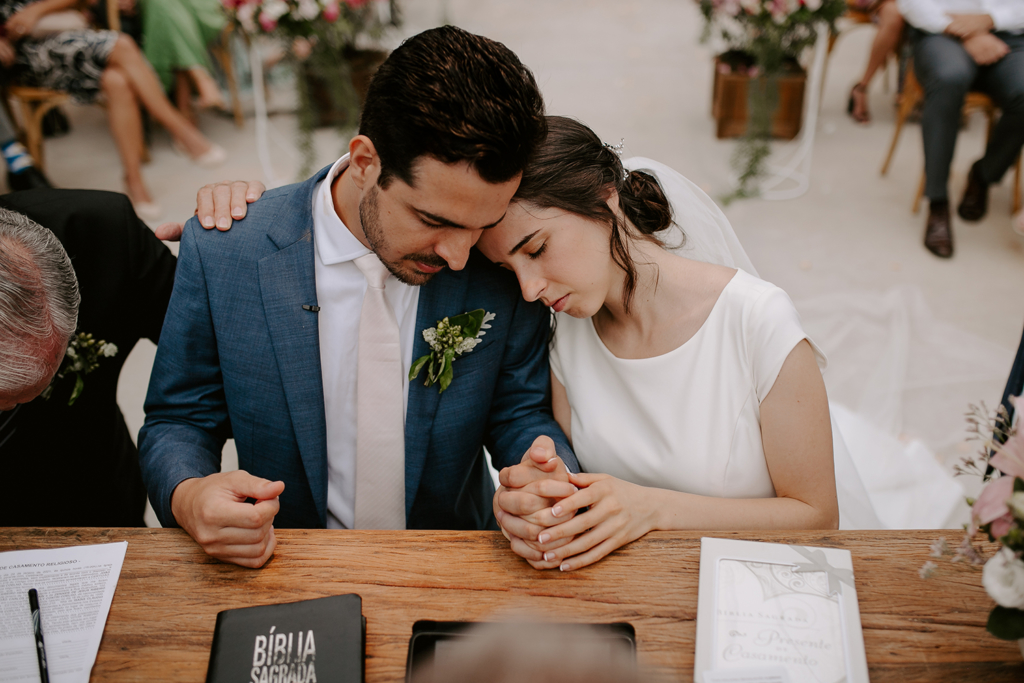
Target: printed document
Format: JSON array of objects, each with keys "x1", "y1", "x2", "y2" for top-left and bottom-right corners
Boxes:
[{"x1": 0, "y1": 542, "x2": 127, "y2": 682}]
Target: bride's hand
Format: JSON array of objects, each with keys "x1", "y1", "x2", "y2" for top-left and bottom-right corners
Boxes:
[{"x1": 531, "y1": 472, "x2": 661, "y2": 572}]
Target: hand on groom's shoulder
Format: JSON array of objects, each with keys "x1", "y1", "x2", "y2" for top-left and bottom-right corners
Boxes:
[{"x1": 154, "y1": 179, "x2": 267, "y2": 241}]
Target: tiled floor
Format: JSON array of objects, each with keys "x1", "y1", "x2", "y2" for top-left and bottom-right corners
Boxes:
[{"x1": 18, "y1": 0, "x2": 1022, "y2": 528}]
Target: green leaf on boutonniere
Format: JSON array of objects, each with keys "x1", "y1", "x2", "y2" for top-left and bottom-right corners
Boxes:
[
  {"x1": 987, "y1": 605, "x2": 1024, "y2": 640},
  {"x1": 410, "y1": 309, "x2": 496, "y2": 393}
]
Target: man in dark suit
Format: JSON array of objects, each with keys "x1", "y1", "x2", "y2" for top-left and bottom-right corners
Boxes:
[
  {"x1": 0, "y1": 188, "x2": 175, "y2": 525},
  {"x1": 140, "y1": 26, "x2": 578, "y2": 568}
]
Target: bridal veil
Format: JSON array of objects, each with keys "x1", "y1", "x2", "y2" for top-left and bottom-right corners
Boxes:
[{"x1": 624, "y1": 157, "x2": 882, "y2": 530}]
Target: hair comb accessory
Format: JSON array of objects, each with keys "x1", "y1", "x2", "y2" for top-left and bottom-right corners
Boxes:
[{"x1": 603, "y1": 138, "x2": 625, "y2": 156}]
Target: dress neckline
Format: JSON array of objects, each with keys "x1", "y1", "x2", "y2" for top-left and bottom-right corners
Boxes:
[{"x1": 586, "y1": 269, "x2": 741, "y2": 362}]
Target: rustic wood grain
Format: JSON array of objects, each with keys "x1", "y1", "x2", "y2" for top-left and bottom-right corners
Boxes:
[{"x1": 1, "y1": 528, "x2": 1021, "y2": 682}]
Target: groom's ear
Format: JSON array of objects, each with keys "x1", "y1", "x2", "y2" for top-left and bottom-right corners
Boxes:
[{"x1": 348, "y1": 135, "x2": 381, "y2": 190}]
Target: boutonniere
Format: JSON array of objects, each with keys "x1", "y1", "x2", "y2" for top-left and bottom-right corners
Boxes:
[
  {"x1": 410, "y1": 309, "x2": 496, "y2": 393},
  {"x1": 41, "y1": 332, "x2": 118, "y2": 406}
]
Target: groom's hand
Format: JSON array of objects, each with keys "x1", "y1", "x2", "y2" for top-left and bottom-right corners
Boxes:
[
  {"x1": 494, "y1": 436, "x2": 578, "y2": 567},
  {"x1": 171, "y1": 470, "x2": 285, "y2": 569}
]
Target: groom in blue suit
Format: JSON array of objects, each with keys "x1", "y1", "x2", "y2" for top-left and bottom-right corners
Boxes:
[{"x1": 139, "y1": 27, "x2": 576, "y2": 567}]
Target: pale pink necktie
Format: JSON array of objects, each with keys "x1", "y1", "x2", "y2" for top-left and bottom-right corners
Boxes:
[{"x1": 353, "y1": 253, "x2": 406, "y2": 529}]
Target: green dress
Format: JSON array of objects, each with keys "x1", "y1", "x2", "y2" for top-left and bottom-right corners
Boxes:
[{"x1": 139, "y1": 0, "x2": 226, "y2": 92}]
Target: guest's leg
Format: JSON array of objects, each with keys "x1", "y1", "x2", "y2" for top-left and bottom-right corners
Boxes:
[
  {"x1": 973, "y1": 34, "x2": 1024, "y2": 186},
  {"x1": 101, "y1": 65, "x2": 152, "y2": 205},
  {"x1": 174, "y1": 70, "x2": 198, "y2": 125},
  {"x1": 104, "y1": 35, "x2": 214, "y2": 158},
  {"x1": 851, "y1": 0, "x2": 904, "y2": 122},
  {"x1": 913, "y1": 33, "x2": 977, "y2": 201}
]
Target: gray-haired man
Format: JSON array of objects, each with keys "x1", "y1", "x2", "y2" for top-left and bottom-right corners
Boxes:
[{"x1": 0, "y1": 189, "x2": 175, "y2": 525}]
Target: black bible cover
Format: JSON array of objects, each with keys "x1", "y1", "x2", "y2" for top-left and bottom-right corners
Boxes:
[{"x1": 205, "y1": 593, "x2": 365, "y2": 683}]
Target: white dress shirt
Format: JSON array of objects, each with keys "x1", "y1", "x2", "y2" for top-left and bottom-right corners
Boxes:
[
  {"x1": 312, "y1": 155, "x2": 420, "y2": 529},
  {"x1": 898, "y1": 0, "x2": 1024, "y2": 34}
]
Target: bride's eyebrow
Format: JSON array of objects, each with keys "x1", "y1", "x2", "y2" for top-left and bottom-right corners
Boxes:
[{"x1": 508, "y1": 230, "x2": 541, "y2": 256}]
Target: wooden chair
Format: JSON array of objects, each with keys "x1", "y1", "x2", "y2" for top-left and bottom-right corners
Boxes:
[
  {"x1": 5, "y1": 1, "x2": 123, "y2": 172},
  {"x1": 209, "y1": 23, "x2": 245, "y2": 129},
  {"x1": 881, "y1": 64, "x2": 1022, "y2": 215}
]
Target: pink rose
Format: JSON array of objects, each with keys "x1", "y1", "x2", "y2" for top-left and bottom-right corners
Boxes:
[
  {"x1": 323, "y1": 1, "x2": 340, "y2": 21},
  {"x1": 991, "y1": 513, "x2": 1015, "y2": 539},
  {"x1": 345, "y1": 0, "x2": 369, "y2": 7},
  {"x1": 258, "y1": 12, "x2": 278, "y2": 31},
  {"x1": 992, "y1": 425, "x2": 1024, "y2": 480},
  {"x1": 973, "y1": 475, "x2": 1015, "y2": 531}
]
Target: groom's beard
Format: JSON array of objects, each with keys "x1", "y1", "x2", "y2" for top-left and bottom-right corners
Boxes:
[{"x1": 360, "y1": 184, "x2": 447, "y2": 286}]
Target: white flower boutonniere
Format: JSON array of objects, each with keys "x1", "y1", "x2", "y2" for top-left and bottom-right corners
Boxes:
[
  {"x1": 410, "y1": 309, "x2": 495, "y2": 393},
  {"x1": 41, "y1": 332, "x2": 118, "y2": 406}
]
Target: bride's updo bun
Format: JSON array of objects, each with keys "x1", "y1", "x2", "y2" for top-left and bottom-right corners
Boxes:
[
  {"x1": 620, "y1": 169, "x2": 673, "y2": 236},
  {"x1": 513, "y1": 115, "x2": 675, "y2": 312}
]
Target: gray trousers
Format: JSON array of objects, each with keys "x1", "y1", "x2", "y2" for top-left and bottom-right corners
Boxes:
[{"x1": 912, "y1": 30, "x2": 1024, "y2": 201}]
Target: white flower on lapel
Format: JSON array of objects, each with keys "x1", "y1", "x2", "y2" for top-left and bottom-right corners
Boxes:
[{"x1": 410, "y1": 309, "x2": 495, "y2": 393}]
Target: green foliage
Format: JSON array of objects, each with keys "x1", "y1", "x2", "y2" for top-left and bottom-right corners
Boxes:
[
  {"x1": 699, "y1": 0, "x2": 846, "y2": 199},
  {"x1": 987, "y1": 606, "x2": 1024, "y2": 640}
]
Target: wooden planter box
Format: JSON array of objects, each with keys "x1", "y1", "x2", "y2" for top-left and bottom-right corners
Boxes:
[{"x1": 712, "y1": 56, "x2": 806, "y2": 140}]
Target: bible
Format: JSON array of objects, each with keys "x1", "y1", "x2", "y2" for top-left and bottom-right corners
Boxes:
[{"x1": 205, "y1": 593, "x2": 365, "y2": 683}]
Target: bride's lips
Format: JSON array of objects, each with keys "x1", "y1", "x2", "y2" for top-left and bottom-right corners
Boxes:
[{"x1": 551, "y1": 295, "x2": 569, "y2": 313}]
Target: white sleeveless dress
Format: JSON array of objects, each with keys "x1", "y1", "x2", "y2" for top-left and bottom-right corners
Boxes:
[{"x1": 549, "y1": 268, "x2": 881, "y2": 529}]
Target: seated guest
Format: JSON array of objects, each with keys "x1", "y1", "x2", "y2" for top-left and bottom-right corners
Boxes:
[
  {"x1": 0, "y1": 0, "x2": 226, "y2": 220},
  {"x1": 134, "y1": 0, "x2": 227, "y2": 122},
  {"x1": 847, "y1": 0, "x2": 905, "y2": 124},
  {"x1": 897, "y1": 0, "x2": 1024, "y2": 257},
  {"x1": 139, "y1": 26, "x2": 576, "y2": 569},
  {"x1": 0, "y1": 105, "x2": 51, "y2": 191},
  {"x1": 0, "y1": 189, "x2": 176, "y2": 526}
]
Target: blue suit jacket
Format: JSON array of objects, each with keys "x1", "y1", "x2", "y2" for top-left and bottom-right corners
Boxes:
[{"x1": 139, "y1": 165, "x2": 577, "y2": 530}]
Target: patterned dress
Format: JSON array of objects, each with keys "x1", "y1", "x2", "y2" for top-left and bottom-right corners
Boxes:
[{"x1": 0, "y1": 0, "x2": 118, "y2": 103}]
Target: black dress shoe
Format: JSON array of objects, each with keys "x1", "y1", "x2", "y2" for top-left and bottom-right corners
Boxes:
[
  {"x1": 6, "y1": 166, "x2": 53, "y2": 192},
  {"x1": 925, "y1": 201, "x2": 953, "y2": 258},
  {"x1": 958, "y1": 160, "x2": 989, "y2": 222}
]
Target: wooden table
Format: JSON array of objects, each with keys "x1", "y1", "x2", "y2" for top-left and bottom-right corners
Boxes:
[{"x1": 2, "y1": 529, "x2": 1021, "y2": 682}]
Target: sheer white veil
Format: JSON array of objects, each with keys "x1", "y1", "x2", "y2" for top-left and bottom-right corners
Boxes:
[
  {"x1": 623, "y1": 156, "x2": 759, "y2": 277},
  {"x1": 622, "y1": 156, "x2": 882, "y2": 529}
]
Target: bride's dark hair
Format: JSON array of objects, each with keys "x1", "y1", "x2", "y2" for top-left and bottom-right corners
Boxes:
[{"x1": 513, "y1": 116, "x2": 676, "y2": 312}]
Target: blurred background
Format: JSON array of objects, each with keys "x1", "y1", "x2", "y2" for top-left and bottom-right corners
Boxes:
[{"x1": 11, "y1": 0, "x2": 1020, "y2": 529}]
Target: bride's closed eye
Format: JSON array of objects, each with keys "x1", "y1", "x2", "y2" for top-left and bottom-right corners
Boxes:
[{"x1": 527, "y1": 243, "x2": 547, "y2": 259}]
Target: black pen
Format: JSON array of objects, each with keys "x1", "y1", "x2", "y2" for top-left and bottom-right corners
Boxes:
[{"x1": 28, "y1": 588, "x2": 50, "y2": 683}]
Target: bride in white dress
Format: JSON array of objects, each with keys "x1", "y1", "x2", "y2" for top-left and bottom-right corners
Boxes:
[{"x1": 483, "y1": 117, "x2": 879, "y2": 572}]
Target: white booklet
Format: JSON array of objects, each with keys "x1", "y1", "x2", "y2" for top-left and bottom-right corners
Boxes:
[
  {"x1": 695, "y1": 538, "x2": 869, "y2": 683},
  {"x1": 0, "y1": 542, "x2": 127, "y2": 683}
]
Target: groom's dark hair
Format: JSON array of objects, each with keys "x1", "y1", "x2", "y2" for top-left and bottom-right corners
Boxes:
[{"x1": 359, "y1": 25, "x2": 546, "y2": 189}]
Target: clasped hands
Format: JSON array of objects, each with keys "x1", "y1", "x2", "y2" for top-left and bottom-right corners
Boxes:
[
  {"x1": 946, "y1": 14, "x2": 1009, "y2": 66},
  {"x1": 494, "y1": 436, "x2": 660, "y2": 572}
]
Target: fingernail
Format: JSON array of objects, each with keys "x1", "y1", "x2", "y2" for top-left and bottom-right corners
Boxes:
[
  {"x1": 246, "y1": 193, "x2": 257, "y2": 201},
  {"x1": 560, "y1": 563, "x2": 570, "y2": 572},
  {"x1": 538, "y1": 533, "x2": 550, "y2": 543},
  {"x1": 543, "y1": 552, "x2": 554, "y2": 562},
  {"x1": 552, "y1": 505, "x2": 562, "y2": 517},
  {"x1": 201, "y1": 215, "x2": 214, "y2": 227},
  {"x1": 232, "y1": 208, "x2": 244, "y2": 218},
  {"x1": 217, "y1": 216, "x2": 230, "y2": 229}
]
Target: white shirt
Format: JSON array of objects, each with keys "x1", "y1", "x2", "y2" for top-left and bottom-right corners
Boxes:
[
  {"x1": 549, "y1": 270, "x2": 825, "y2": 501},
  {"x1": 313, "y1": 155, "x2": 420, "y2": 529},
  {"x1": 898, "y1": 0, "x2": 1024, "y2": 34}
]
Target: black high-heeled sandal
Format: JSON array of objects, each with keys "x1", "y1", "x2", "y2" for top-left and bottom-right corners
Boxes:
[{"x1": 847, "y1": 83, "x2": 870, "y2": 124}]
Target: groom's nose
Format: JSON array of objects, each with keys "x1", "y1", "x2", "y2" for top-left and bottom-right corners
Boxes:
[{"x1": 433, "y1": 229, "x2": 480, "y2": 271}]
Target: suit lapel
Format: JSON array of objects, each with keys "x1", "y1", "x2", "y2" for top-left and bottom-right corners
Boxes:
[
  {"x1": 404, "y1": 266, "x2": 470, "y2": 514},
  {"x1": 258, "y1": 167, "x2": 332, "y2": 525}
]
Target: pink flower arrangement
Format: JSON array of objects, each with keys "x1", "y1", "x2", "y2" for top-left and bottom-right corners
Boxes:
[
  {"x1": 221, "y1": 0, "x2": 388, "y2": 37},
  {"x1": 924, "y1": 400, "x2": 1024, "y2": 644}
]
